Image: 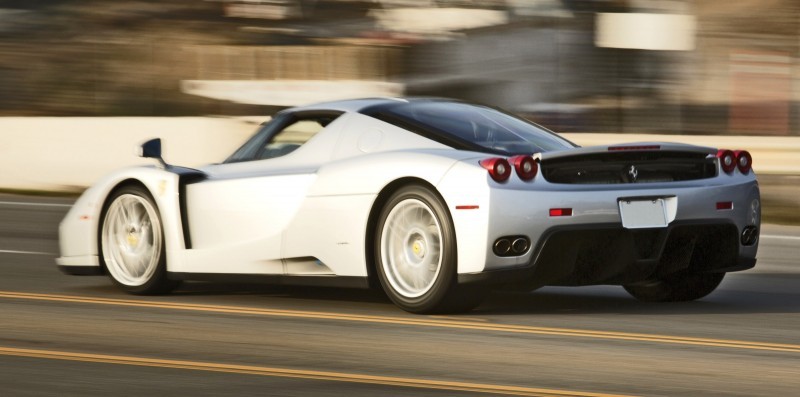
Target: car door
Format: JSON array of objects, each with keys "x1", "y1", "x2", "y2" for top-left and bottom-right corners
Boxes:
[{"x1": 178, "y1": 110, "x2": 343, "y2": 275}]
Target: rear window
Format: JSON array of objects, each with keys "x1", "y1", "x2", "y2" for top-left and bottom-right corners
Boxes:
[{"x1": 365, "y1": 101, "x2": 575, "y2": 154}]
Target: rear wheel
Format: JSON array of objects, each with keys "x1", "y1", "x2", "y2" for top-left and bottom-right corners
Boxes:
[
  {"x1": 375, "y1": 185, "x2": 484, "y2": 314},
  {"x1": 624, "y1": 272, "x2": 725, "y2": 302},
  {"x1": 100, "y1": 185, "x2": 179, "y2": 295}
]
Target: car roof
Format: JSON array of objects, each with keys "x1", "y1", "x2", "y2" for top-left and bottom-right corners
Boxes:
[
  {"x1": 289, "y1": 97, "x2": 453, "y2": 113},
  {"x1": 288, "y1": 97, "x2": 576, "y2": 155}
]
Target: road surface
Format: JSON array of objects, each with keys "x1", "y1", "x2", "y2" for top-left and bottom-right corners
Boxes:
[{"x1": 0, "y1": 194, "x2": 798, "y2": 396}]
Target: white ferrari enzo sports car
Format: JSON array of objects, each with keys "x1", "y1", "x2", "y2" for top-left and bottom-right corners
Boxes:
[{"x1": 58, "y1": 98, "x2": 760, "y2": 313}]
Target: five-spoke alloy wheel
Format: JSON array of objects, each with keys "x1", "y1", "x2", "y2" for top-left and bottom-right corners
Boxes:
[
  {"x1": 380, "y1": 197, "x2": 443, "y2": 299},
  {"x1": 375, "y1": 184, "x2": 484, "y2": 313},
  {"x1": 100, "y1": 185, "x2": 178, "y2": 295}
]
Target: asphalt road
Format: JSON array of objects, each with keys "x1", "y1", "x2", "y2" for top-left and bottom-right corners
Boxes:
[{"x1": 0, "y1": 194, "x2": 798, "y2": 396}]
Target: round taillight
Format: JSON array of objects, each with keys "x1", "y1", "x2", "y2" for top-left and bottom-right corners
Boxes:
[
  {"x1": 479, "y1": 158, "x2": 511, "y2": 182},
  {"x1": 734, "y1": 150, "x2": 752, "y2": 174},
  {"x1": 717, "y1": 149, "x2": 736, "y2": 174},
  {"x1": 510, "y1": 155, "x2": 538, "y2": 181}
]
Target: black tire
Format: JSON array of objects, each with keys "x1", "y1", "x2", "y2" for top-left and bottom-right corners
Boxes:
[
  {"x1": 623, "y1": 272, "x2": 725, "y2": 302},
  {"x1": 374, "y1": 184, "x2": 484, "y2": 314},
  {"x1": 99, "y1": 185, "x2": 179, "y2": 295}
]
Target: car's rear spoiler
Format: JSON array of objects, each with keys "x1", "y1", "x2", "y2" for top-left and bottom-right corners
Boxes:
[{"x1": 533, "y1": 142, "x2": 717, "y2": 162}]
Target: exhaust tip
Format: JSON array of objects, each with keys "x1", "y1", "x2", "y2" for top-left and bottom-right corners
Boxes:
[
  {"x1": 741, "y1": 226, "x2": 758, "y2": 246},
  {"x1": 511, "y1": 238, "x2": 529, "y2": 254},
  {"x1": 493, "y1": 239, "x2": 511, "y2": 256},
  {"x1": 493, "y1": 236, "x2": 530, "y2": 257}
]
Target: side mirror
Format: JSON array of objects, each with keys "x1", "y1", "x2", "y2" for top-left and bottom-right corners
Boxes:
[{"x1": 139, "y1": 138, "x2": 168, "y2": 169}]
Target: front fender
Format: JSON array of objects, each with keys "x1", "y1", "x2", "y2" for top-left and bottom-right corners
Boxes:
[{"x1": 57, "y1": 166, "x2": 202, "y2": 272}]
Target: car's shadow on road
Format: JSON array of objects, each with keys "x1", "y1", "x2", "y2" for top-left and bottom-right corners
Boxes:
[
  {"x1": 67, "y1": 271, "x2": 800, "y2": 317},
  {"x1": 474, "y1": 271, "x2": 800, "y2": 316},
  {"x1": 172, "y1": 281, "x2": 395, "y2": 305},
  {"x1": 138, "y1": 271, "x2": 800, "y2": 317}
]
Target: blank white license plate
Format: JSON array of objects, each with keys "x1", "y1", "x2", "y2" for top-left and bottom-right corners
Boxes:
[{"x1": 618, "y1": 198, "x2": 668, "y2": 229}]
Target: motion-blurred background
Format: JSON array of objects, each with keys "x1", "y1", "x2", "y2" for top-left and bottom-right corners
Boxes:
[
  {"x1": 1, "y1": 0, "x2": 798, "y2": 220},
  {"x1": 2, "y1": 0, "x2": 798, "y2": 135}
]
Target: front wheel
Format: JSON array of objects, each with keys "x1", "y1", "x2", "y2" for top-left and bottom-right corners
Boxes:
[
  {"x1": 100, "y1": 185, "x2": 179, "y2": 295},
  {"x1": 624, "y1": 272, "x2": 725, "y2": 302},
  {"x1": 374, "y1": 185, "x2": 484, "y2": 314}
]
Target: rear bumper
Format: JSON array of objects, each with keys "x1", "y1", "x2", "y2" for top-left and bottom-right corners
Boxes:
[{"x1": 459, "y1": 220, "x2": 757, "y2": 287}]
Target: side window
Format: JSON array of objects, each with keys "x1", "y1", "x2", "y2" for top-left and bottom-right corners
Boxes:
[
  {"x1": 255, "y1": 119, "x2": 326, "y2": 161},
  {"x1": 224, "y1": 112, "x2": 341, "y2": 164}
]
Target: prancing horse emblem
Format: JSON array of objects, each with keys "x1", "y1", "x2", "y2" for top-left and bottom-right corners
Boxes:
[{"x1": 628, "y1": 165, "x2": 638, "y2": 182}]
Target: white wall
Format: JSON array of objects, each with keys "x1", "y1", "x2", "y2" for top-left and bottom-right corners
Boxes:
[
  {"x1": 0, "y1": 117, "x2": 261, "y2": 192},
  {"x1": 1, "y1": 117, "x2": 798, "y2": 192},
  {"x1": 595, "y1": 13, "x2": 696, "y2": 51}
]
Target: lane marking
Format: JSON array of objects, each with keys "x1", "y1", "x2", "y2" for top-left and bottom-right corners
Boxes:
[
  {"x1": 0, "y1": 250, "x2": 55, "y2": 256},
  {"x1": 761, "y1": 234, "x2": 800, "y2": 241},
  {"x1": 0, "y1": 346, "x2": 632, "y2": 397},
  {"x1": 1, "y1": 291, "x2": 799, "y2": 354},
  {"x1": 0, "y1": 201, "x2": 72, "y2": 208}
]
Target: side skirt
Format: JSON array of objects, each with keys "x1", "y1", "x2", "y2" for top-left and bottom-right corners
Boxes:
[
  {"x1": 58, "y1": 265, "x2": 104, "y2": 276},
  {"x1": 168, "y1": 272, "x2": 370, "y2": 289}
]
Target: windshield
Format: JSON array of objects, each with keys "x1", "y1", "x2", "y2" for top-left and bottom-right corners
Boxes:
[{"x1": 365, "y1": 101, "x2": 575, "y2": 154}]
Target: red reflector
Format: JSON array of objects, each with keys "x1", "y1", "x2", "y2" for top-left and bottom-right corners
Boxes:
[
  {"x1": 549, "y1": 208, "x2": 573, "y2": 217},
  {"x1": 456, "y1": 205, "x2": 479, "y2": 210},
  {"x1": 716, "y1": 202, "x2": 733, "y2": 210},
  {"x1": 608, "y1": 145, "x2": 660, "y2": 151}
]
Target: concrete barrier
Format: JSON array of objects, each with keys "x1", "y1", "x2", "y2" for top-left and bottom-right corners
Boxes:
[
  {"x1": 1, "y1": 117, "x2": 259, "y2": 192},
  {"x1": 1, "y1": 117, "x2": 798, "y2": 193}
]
